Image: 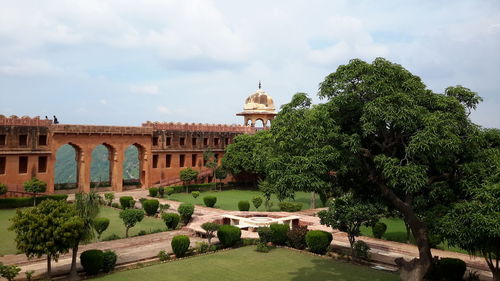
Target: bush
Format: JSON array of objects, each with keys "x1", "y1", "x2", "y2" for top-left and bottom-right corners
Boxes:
[
  {"x1": 201, "y1": 222, "x2": 220, "y2": 244},
  {"x1": 287, "y1": 225, "x2": 308, "y2": 249},
  {"x1": 306, "y1": 230, "x2": 333, "y2": 254},
  {"x1": 278, "y1": 201, "x2": 303, "y2": 212},
  {"x1": 158, "y1": 250, "x2": 170, "y2": 262},
  {"x1": 119, "y1": 196, "x2": 134, "y2": 209},
  {"x1": 195, "y1": 242, "x2": 210, "y2": 253},
  {"x1": 142, "y1": 199, "x2": 159, "y2": 216},
  {"x1": 217, "y1": 225, "x2": 241, "y2": 247},
  {"x1": 439, "y1": 258, "x2": 467, "y2": 281},
  {"x1": 0, "y1": 184, "x2": 8, "y2": 195},
  {"x1": 93, "y1": 217, "x2": 110, "y2": 240},
  {"x1": 158, "y1": 187, "x2": 165, "y2": 197},
  {"x1": 270, "y1": 224, "x2": 290, "y2": 245},
  {"x1": 252, "y1": 196, "x2": 263, "y2": 209},
  {"x1": 104, "y1": 193, "x2": 114, "y2": 206},
  {"x1": 111, "y1": 202, "x2": 120, "y2": 209},
  {"x1": 159, "y1": 203, "x2": 170, "y2": 213},
  {"x1": 191, "y1": 191, "x2": 200, "y2": 198},
  {"x1": 353, "y1": 240, "x2": 370, "y2": 259},
  {"x1": 165, "y1": 187, "x2": 175, "y2": 196},
  {"x1": 203, "y1": 196, "x2": 217, "y2": 207},
  {"x1": 148, "y1": 187, "x2": 158, "y2": 197},
  {"x1": 139, "y1": 197, "x2": 147, "y2": 205},
  {"x1": 102, "y1": 234, "x2": 121, "y2": 241},
  {"x1": 178, "y1": 203, "x2": 194, "y2": 224},
  {"x1": 119, "y1": 209, "x2": 144, "y2": 237},
  {"x1": 257, "y1": 227, "x2": 273, "y2": 243},
  {"x1": 136, "y1": 230, "x2": 147, "y2": 236},
  {"x1": 80, "y1": 249, "x2": 104, "y2": 275},
  {"x1": 102, "y1": 250, "x2": 117, "y2": 273},
  {"x1": 0, "y1": 263, "x2": 21, "y2": 281},
  {"x1": 372, "y1": 222, "x2": 387, "y2": 239},
  {"x1": 256, "y1": 242, "x2": 270, "y2": 253},
  {"x1": 171, "y1": 235, "x2": 190, "y2": 257},
  {"x1": 0, "y1": 194, "x2": 68, "y2": 209},
  {"x1": 238, "y1": 200, "x2": 250, "y2": 211},
  {"x1": 162, "y1": 212, "x2": 180, "y2": 230}
]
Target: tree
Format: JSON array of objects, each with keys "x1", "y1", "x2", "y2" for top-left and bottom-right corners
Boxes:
[
  {"x1": 119, "y1": 209, "x2": 144, "y2": 238},
  {"x1": 214, "y1": 166, "x2": 227, "y2": 190},
  {"x1": 203, "y1": 149, "x2": 218, "y2": 185},
  {"x1": 201, "y1": 222, "x2": 220, "y2": 245},
  {"x1": 318, "y1": 193, "x2": 380, "y2": 255},
  {"x1": 67, "y1": 192, "x2": 101, "y2": 280},
  {"x1": 0, "y1": 263, "x2": 21, "y2": 281},
  {"x1": 9, "y1": 199, "x2": 84, "y2": 277},
  {"x1": 265, "y1": 58, "x2": 490, "y2": 280},
  {"x1": 93, "y1": 217, "x2": 110, "y2": 240},
  {"x1": 179, "y1": 167, "x2": 199, "y2": 193},
  {"x1": 0, "y1": 183, "x2": 7, "y2": 195},
  {"x1": 23, "y1": 177, "x2": 47, "y2": 206}
]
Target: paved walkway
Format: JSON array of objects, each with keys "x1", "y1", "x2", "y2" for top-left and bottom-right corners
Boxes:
[{"x1": 2, "y1": 189, "x2": 493, "y2": 280}]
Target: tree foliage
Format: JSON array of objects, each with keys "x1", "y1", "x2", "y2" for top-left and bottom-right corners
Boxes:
[
  {"x1": 23, "y1": 178, "x2": 47, "y2": 206},
  {"x1": 119, "y1": 209, "x2": 144, "y2": 238},
  {"x1": 179, "y1": 167, "x2": 199, "y2": 193}
]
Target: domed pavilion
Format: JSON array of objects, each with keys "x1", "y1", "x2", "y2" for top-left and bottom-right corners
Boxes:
[{"x1": 236, "y1": 82, "x2": 277, "y2": 127}]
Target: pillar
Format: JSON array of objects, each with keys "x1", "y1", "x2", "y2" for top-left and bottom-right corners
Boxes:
[
  {"x1": 78, "y1": 147, "x2": 92, "y2": 193},
  {"x1": 110, "y1": 146, "x2": 123, "y2": 192}
]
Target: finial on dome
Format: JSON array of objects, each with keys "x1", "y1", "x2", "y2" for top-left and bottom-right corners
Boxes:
[{"x1": 258, "y1": 80, "x2": 261, "y2": 89}]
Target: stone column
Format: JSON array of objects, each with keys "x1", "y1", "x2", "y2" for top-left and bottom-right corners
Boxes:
[
  {"x1": 79, "y1": 147, "x2": 92, "y2": 193},
  {"x1": 111, "y1": 146, "x2": 123, "y2": 192}
]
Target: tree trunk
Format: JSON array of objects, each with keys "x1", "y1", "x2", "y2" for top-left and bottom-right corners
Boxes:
[
  {"x1": 68, "y1": 244, "x2": 80, "y2": 280},
  {"x1": 485, "y1": 256, "x2": 500, "y2": 281},
  {"x1": 348, "y1": 234, "x2": 356, "y2": 257},
  {"x1": 47, "y1": 255, "x2": 51, "y2": 278},
  {"x1": 126, "y1": 227, "x2": 129, "y2": 238},
  {"x1": 310, "y1": 192, "x2": 316, "y2": 209},
  {"x1": 405, "y1": 221, "x2": 411, "y2": 243}
]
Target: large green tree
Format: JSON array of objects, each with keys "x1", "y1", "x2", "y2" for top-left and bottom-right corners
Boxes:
[
  {"x1": 265, "y1": 58, "x2": 492, "y2": 281},
  {"x1": 179, "y1": 167, "x2": 199, "y2": 193},
  {"x1": 10, "y1": 199, "x2": 84, "y2": 277}
]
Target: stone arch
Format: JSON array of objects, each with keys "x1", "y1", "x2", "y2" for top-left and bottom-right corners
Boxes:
[
  {"x1": 255, "y1": 119, "x2": 264, "y2": 128},
  {"x1": 54, "y1": 143, "x2": 82, "y2": 191},
  {"x1": 90, "y1": 143, "x2": 116, "y2": 189},
  {"x1": 125, "y1": 143, "x2": 147, "y2": 189},
  {"x1": 123, "y1": 144, "x2": 141, "y2": 189}
]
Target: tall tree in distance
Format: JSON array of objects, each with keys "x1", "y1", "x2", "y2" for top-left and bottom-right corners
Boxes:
[
  {"x1": 180, "y1": 168, "x2": 199, "y2": 193},
  {"x1": 23, "y1": 178, "x2": 47, "y2": 206},
  {"x1": 203, "y1": 149, "x2": 217, "y2": 185}
]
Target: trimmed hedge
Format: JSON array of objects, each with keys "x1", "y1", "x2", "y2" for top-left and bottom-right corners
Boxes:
[
  {"x1": 306, "y1": 230, "x2": 333, "y2": 254},
  {"x1": 142, "y1": 199, "x2": 159, "y2": 216},
  {"x1": 119, "y1": 196, "x2": 134, "y2": 209},
  {"x1": 270, "y1": 223, "x2": 290, "y2": 245},
  {"x1": 102, "y1": 250, "x2": 117, "y2": 273},
  {"x1": 148, "y1": 187, "x2": 158, "y2": 197},
  {"x1": 0, "y1": 194, "x2": 68, "y2": 209},
  {"x1": 80, "y1": 249, "x2": 104, "y2": 275},
  {"x1": 161, "y1": 213, "x2": 180, "y2": 230},
  {"x1": 238, "y1": 200, "x2": 250, "y2": 211},
  {"x1": 278, "y1": 201, "x2": 303, "y2": 212},
  {"x1": 191, "y1": 191, "x2": 200, "y2": 198},
  {"x1": 203, "y1": 196, "x2": 217, "y2": 207},
  {"x1": 257, "y1": 227, "x2": 273, "y2": 243},
  {"x1": 372, "y1": 222, "x2": 387, "y2": 239},
  {"x1": 178, "y1": 203, "x2": 194, "y2": 224},
  {"x1": 171, "y1": 235, "x2": 190, "y2": 257},
  {"x1": 217, "y1": 225, "x2": 241, "y2": 247},
  {"x1": 164, "y1": 183, "x2": 216, "y2": 194},
  {"x1": 158, "y1": 187, "x2": 165, "y2": 197}
]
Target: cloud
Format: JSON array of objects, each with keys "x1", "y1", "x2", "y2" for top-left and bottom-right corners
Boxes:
[
  {"x1": 129, "y1": 84, "x2": 159, "y2": 95},
  {"x1": 99, "y1": 99, "x2": 107, "y2": 105},
  {"x1": 156, "y1": 105, "x2": 169, "y2": 114},
  {"x1": 0, "y1": 59, "x2": 62, "y2": 77}
]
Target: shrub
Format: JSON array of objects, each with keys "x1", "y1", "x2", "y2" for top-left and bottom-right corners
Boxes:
[
  {"x1": 257, "y1": 227, "x2": 273, "y2": 243},
  {"x1": 252, "y1": 196, "x2": 263, "y2": 209},
  {"x1": 256, "y1": 242, "x2": 270, "y2": 253},
  {"x1": 158, "y1": 187, "x2": 165, "y2": 197},
  {"x1": 111, "y1": 202, "x2": 120, "y2": 209},
  {"x1": 102, "y1": 234, "x2": 121, "y2": 241},
  {"x1": 136, "y1": 230, "x2": 147, "y2": 236},
  {"x1": 104, "y1": 193, "x2": 114, "y2": 206},
  {"x1": 0, "y1": 184, "x2": 8, "y2": 195},
  {"x1": 159, "y1": 203, "x2": 170, "y2": 213},
  {"x1": 203, "y1": 196, "x2": 217, "y2": 207},
  {"x1": 439, "y1": 258, "x2": 467, "y2": 281},
  {"x1": 102, "y1": 250, "x2": 117, "y2": 273},
  {"x1": 171, "y1": 235, "x2": 190, "y2": 257},
  {"x1": 178, "y1": 203, "x2": 194, "y2": 224},
  {"x1": 148, "y1": 187, "x2": 158, "y2": 197},
  {"x1": 353, "y1": 240, "x2": 370, "y2": 259},
  {"x1": 0, "y1": 263, "x2": 21, "y2": 281},
  {"x1": 217, "y1": 225, "x2": 241, "y2": 247},
  {"x1": 201, "y1": 222, "x2": 220, "y2": 244},
  {"x1": 191, "y1": 191, "x2": 200, "y2": 198},
  {"x1": 372, "y1": 222, "x2": 387, "y2": 239},
  {"x1": 195, "y1": 242, "x2": 210, "y2": 253},
  {"x1": 158, "y1": 250, "x2": 170, "y2": 262},
  {"x1": 165, "y1": 187, "x2": 175, "y2": 196},
  {"x1": 142, "y1": 199, "x2": 160, "y2": 216},
  {"x1": 287, "y1": 225, "x2": 308, "y2": 249},
  {"x1": 238, "y1": 200, "x2": 250, "y2": 211},
  {"x1": 119, "y1": 209, "x2": 144, "y2": 237},
  {"x1": 80, "y1": 249, "x2": 104, "y2": 275},
  {"x1": 0, "y1": 194, "x2": 68, "y2": 209},
  {"x1": 306, "y1": 230, "x2": 333, "y2": 254},
  {"x1": 278, "y1": 201, "x2": 303, "y2": 212},
  {"x1": 119, "y1": 196, "x2": 134, "y2": 209},
  {"x1": 270, "y1": 224, "x2": 290, "y2": 245},
  {"x1": 139, "y1": 197, "x2": 147, "y2": 205},
  {"x1": 161, "y1": 213, "x2": 180, "y2": 230},
  {"x1": 93, "y1": 217, "x2": 110, "y2": 240}
]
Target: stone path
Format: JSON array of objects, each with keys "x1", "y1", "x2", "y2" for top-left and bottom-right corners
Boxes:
[{"x1": 2, "y1": 189, "x2": 493, "y2": 280}]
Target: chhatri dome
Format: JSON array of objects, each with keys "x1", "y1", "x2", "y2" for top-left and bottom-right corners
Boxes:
[{"x1": 237, "y1": 82, "x2": 277, "y2": 127}]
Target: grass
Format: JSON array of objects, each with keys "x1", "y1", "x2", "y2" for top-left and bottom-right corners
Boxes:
[
  {"x1": 360, "y1": 217, "x2": 468, "y2": 254},
  {"x1": 92, "y1": 246, "x2": 399, "y2": 281},
  {"x1": 168, "y1": 189, "x2": 322, "y2": 211},
  {"x1": 0, "y1": 206, "x2": 166, "y2": 256}
]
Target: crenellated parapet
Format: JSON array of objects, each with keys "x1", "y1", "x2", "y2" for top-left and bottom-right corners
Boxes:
[
  {"x1": 0, "y1": 115, "x2": 52, "y2": 126},
  {"x1": 51, "y1": 124, "x2": 153, "y2": 135},
  {"x1": 142, "y1": 121, "x2": 256, "y2": 133}
]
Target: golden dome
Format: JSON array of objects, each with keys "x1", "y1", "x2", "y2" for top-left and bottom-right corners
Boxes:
[{"x1": 243, "y1": 89, "x2": 276, "y2": 113}]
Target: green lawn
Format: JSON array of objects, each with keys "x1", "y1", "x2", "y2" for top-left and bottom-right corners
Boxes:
[
  {"x1": 360, "y1": 218, "x2": 467, "y2": 254},
  {"x1": 92, "y1": 246, "x2": 399, "y2": 281},
  {"x1": 0, "y1": 206, "x2": 166, "y2": 256},
  {"x1": 168, "y1": 189, "x2": 322, "y2": 211}
]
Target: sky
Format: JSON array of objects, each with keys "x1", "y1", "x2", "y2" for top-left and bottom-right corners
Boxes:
[{"x1": 0, "y1": 0, "x2": 499, "y2": 128}]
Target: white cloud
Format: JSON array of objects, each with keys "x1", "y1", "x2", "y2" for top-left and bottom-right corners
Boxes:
[
  {"x1": 156, "y1": 105, "x2": 170, "y2": 114},
  {"x1": 129, "y1": 85, "x2": 160, "y2": 95},
  {"x1": 0, "y1": 59, "x2": 61, "y2": 77}
]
